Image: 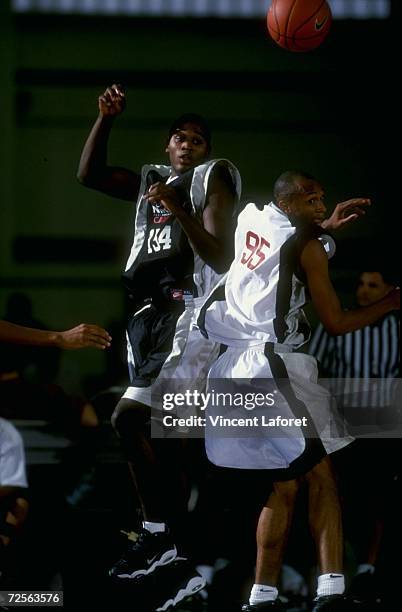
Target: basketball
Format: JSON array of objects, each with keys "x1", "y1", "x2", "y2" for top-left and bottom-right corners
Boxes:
[{"x1": 267, "y1": 0, "x2": 332, "y2": 52}]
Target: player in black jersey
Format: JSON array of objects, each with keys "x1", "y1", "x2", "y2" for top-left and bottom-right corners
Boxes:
[{"x1": 77, "y1": 84, "x2": 241, "y2": 609}]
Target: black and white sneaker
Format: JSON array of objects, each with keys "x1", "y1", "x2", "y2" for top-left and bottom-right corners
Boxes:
[
  {"x1": 109, "y1": 529, "x2": 177, "y2": 580},
  {"x1": 348, "y1": 571, "x2": 383, "y2": 606},
  {"x1": 241, "y1": 601, "x2": 285, "y2": 611},
  {"x1": 311, "y1": 595, "x2": 353, "y2": 611},
  {"x1": 152, "y1": 558, "x2": 206, "y2": 611}
]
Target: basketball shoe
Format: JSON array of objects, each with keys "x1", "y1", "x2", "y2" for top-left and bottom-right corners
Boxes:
[
  {"x1": 152, "y1": 558, "x2": 206, "y2": 611},
  {"x1": 241, "y1": 600, "x2": 286, "y2": 611},
  {"x1": 311, "y1": 594, "x2": 355, "y2": 611},
  {"x1": 348, "y1": 571, "x2": 382, "y2": 606},
  {"x1": 109, "y1": 528, "x2": 177, "y2": 580}
]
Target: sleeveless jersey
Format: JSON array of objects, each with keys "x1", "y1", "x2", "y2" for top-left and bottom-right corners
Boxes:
[
  {"x1": 122, "y1": 159, "x2": 241, "y2": 302},
  {"x1": 199, "y1": 201, "x2": 335, "y2": 349}
]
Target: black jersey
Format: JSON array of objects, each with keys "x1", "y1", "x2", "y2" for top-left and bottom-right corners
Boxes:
[{"x1": 122, "y1": 168, "x2": 196, "y2": 302}]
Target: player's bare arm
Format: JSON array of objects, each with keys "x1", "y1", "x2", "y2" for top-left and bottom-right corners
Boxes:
[
  {"x1": 77, "y1": 84, "x2": 140, "y2": 201},
  {"x1": 321, "y1": 197, "x2": 371, "y2": 231},
  {"x1": 145, "y1": 164, "x2": 236, "y2": 273},
  {"x1": 0, "y1": 321, "x2": 112, "y2": 350},
  {"x1": 301, "y1": 239, "x2": 400, "y2": 335}
]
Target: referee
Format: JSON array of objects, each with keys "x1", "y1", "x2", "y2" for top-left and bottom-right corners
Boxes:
[
  {"x1": 309, "y1": 268, "x2": 399, "y2": 379},
  {"x1": 309, "y1": 267, "x2": 400, "y2": 607}
]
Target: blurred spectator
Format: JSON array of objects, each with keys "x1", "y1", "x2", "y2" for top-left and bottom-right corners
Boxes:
[{"x1": 0, "y1": 418, "x2": 29, "y2": 587}]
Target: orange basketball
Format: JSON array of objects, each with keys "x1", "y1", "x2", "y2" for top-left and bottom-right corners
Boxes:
[{"x1": 267, "y1": 0, "x2": 332, "y2": 52}]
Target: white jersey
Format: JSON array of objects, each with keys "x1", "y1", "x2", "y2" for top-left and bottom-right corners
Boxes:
[
  {"x1": 198, "y1": 202, "x2": 349, "y2": 471},
  {"x1": 199, "y1": 201, "x2": 335, "y2": 348}
]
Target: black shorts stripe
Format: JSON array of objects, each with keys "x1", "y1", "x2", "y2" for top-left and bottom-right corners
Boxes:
[
  {"x1": 197, "y1": 284, "x2": 226, "y2": 338},
  {"x1": 263, "y1": 343, "x2": 326, "y2": 480}
]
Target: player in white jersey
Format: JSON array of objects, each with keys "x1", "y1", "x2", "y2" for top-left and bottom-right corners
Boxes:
[
  {"x1": 77, "y1": 84, "x2": 241, "y2": 609},
  {"x1": 198, "y1": 171, "x2": 400, "y2": 612}
]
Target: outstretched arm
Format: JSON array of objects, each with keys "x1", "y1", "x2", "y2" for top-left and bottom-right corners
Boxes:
[
  {"x1": 0, "y1": 321, "x2": 112, "y2": 350},
  {"x1": 321, "y1": 198, "x2": 371, "y2": 231},
  {"x1": 77, "y1": 84, "x2": 140, "y2": 201},
  {"x1": 145, "y1": 164, "x2": 237, "y2": 273},
  {"x1": 301, "y1": 240, "x2": 400, "y2": 335}
]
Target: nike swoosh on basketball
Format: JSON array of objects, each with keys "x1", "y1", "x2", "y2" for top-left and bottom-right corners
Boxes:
[{"x1": 315, "y1": 16, "x2": 329, "y2": 31}]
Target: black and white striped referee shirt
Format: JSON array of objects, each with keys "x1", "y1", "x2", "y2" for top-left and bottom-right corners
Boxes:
[
  {"x1": 309, "y1": 313, "x2": 400, "y2": 408},
  {"x1": 309, "y1": 313, "x2": 399, "y2": 379}
]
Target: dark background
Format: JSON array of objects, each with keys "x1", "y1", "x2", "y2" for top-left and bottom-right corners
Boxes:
[
  {"x1": 0, "y1": 3, "x2": 400, "y2": 608},
  {"x1": 0, "y1": 0, "x2": 400, "y2": 390}
]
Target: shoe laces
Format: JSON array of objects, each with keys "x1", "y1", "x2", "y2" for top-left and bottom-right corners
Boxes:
[{"x1": 129, "y1": 529, "x2": 152, "y2": 552}]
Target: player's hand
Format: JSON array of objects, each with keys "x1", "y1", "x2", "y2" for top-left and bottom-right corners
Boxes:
[
  {"x1": 321, "y1": 198, "x2": 371, "y2": 231},
  {"x1": 98, "y1": 84, "x2": 126, "y2": 117},
  {"x1": 144, "y1": 182, "x2": 182, "y2": 213},
  {"x1": 56, "y1": 324, "x2": 112, "y2": 350}
]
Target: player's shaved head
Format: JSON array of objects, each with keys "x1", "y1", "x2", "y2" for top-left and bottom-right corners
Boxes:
[{"x1": 273, "y1": 170, "x2": 318, "y2": 205}]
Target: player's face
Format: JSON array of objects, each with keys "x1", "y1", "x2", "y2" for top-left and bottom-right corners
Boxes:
[
  {"x1": 166, "y1": 123, "x2": 209, "y2": 174},
  {"x1": 285, "y1": 179, "x2": 327, "y2": 226},
  {"x1": 356, "y1": 272, "x2": 392, "y2": 306}
]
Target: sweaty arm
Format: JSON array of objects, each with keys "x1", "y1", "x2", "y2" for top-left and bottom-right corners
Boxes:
[
  {"x1": 301, "y1": 240, "x2": 400, "y2": 336},
  {"x1": 0, "y1": 321, "x2": 112, "y2": 350},
  {"x1": 77, "y1": 85, "x2": 140, "y2": 201},
  {"x1": 146, "y1": 164, "x2": 237, "y2": 273}
]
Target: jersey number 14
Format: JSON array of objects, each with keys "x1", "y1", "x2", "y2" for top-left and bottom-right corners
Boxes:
[{"x1": 147, "y1": 226, "x2": 172, "y2": 254}]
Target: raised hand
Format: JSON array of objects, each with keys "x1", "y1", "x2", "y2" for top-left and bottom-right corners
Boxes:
[
  {"x1": 98, "y1": 84, "x2": 126, "y2": 117},
  {"x1": 322, "y1": 198, "x2": 371, "y2": 231}
]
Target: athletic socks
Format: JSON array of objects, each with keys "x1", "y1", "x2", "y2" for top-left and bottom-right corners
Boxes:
[
  {"x1": 316, "y1": 573, "x2": 345, "y2": 597},
  {"x1": 250, "y1": 584, "x2": 279, "y2": 604},
  {"x1": 142, "y1": 521, "x2": 167, "y2": 534},
  {"x1": 249, "y1": 574, "x2": 345, "y2": 603}
]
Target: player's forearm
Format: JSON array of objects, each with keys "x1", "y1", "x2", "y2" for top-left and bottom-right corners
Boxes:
[
  {"x1": 77, "y1": 114, "x2": 115, "y2": 186},
  {"x1": 0, "y1": 321, "x2": 60, "y2": 347},
  {"x1": 173, "y1": 207, "x2": 232, "y2": 273}
]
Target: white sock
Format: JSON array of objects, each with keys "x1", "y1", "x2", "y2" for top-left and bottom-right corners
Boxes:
[
  {"x1": 142, "y1": 521, "x2": 166, "y2": 534},
  {"x1": 250, "y1": 584, "x2": 278, "y2": 604},
  {"x1": 317, "y1": 573, "x2": 345, "y2": 597},
  {"x1": 356, "y1": 564, "x2": 375, "y2": 575}
]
